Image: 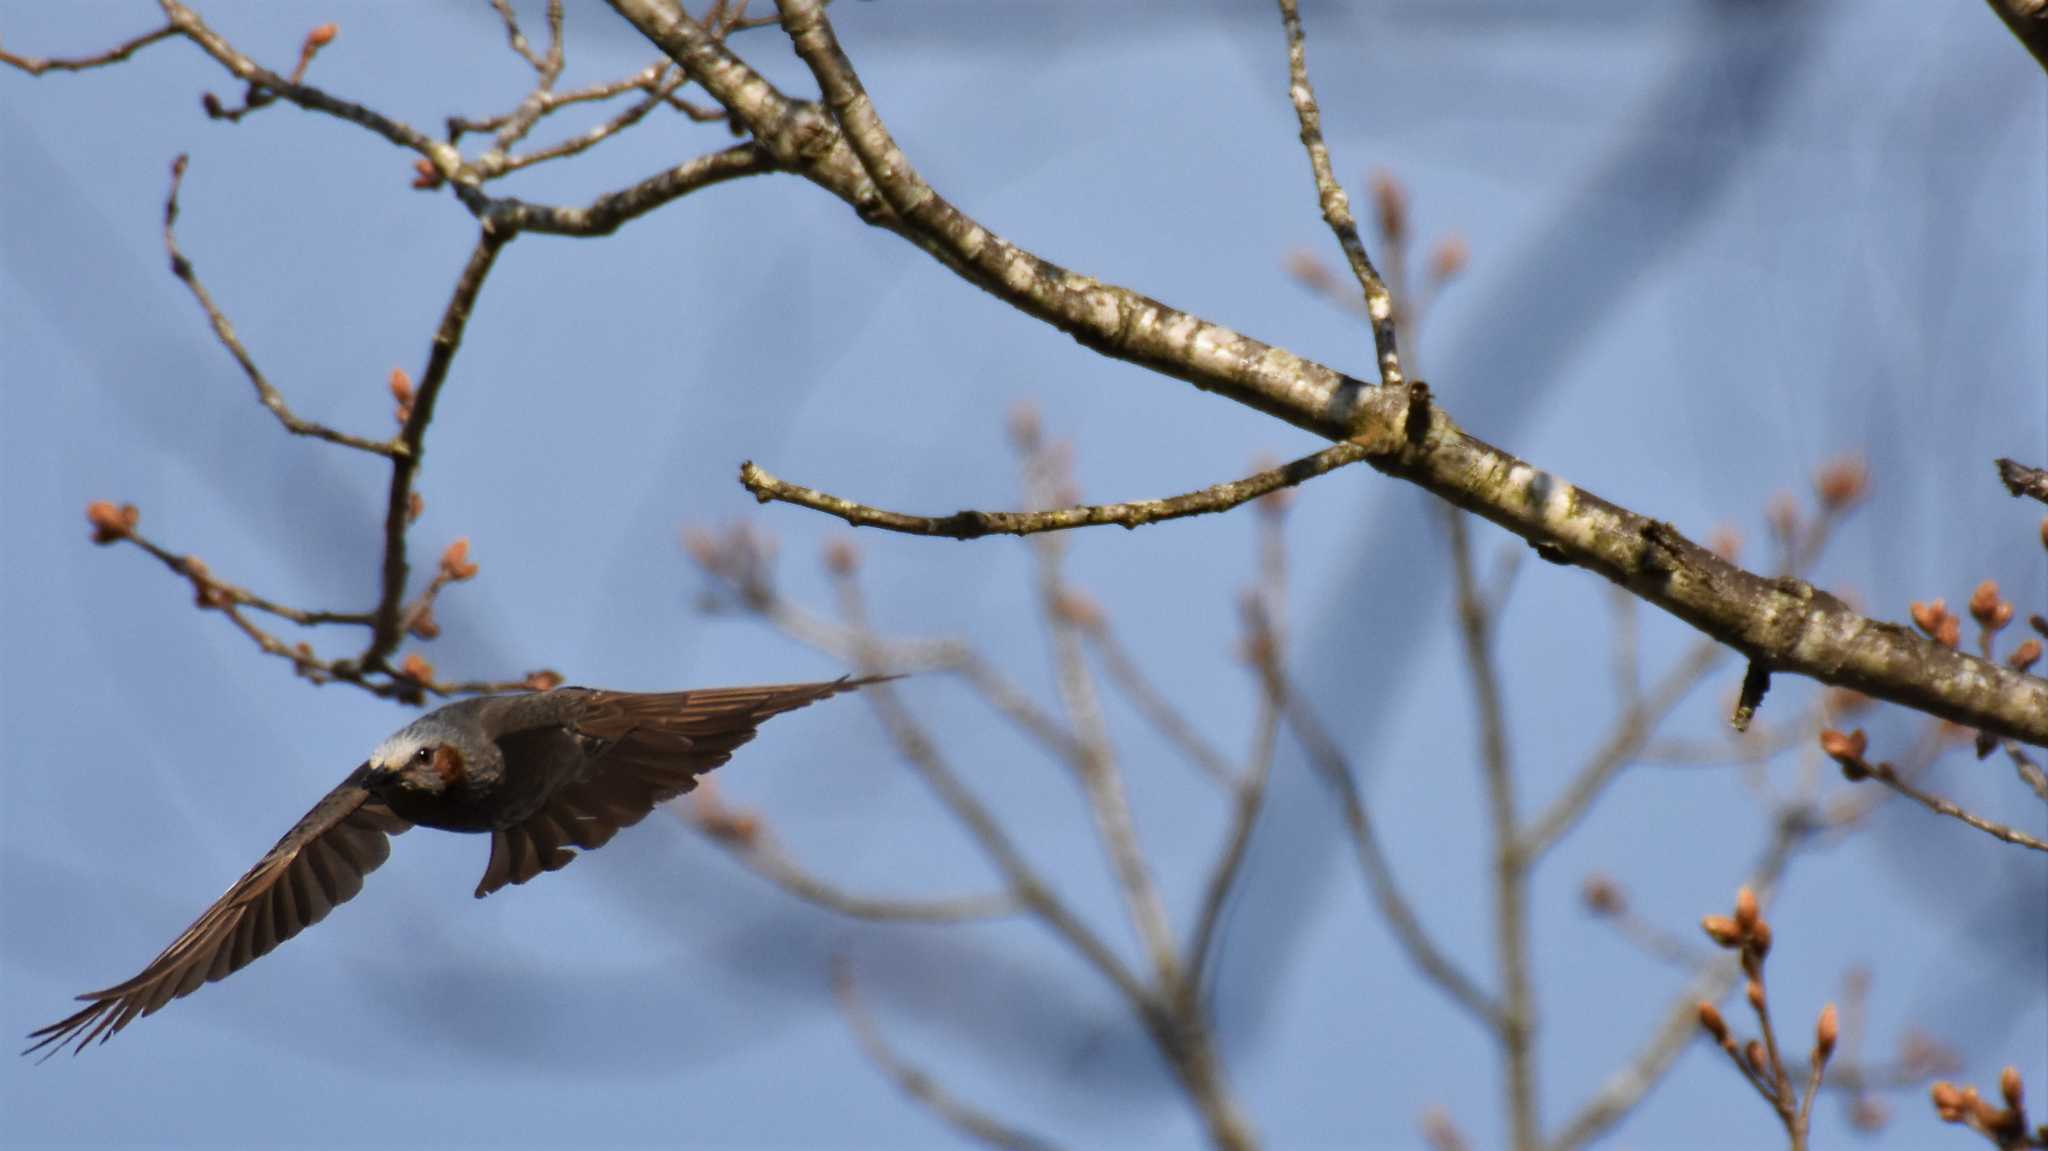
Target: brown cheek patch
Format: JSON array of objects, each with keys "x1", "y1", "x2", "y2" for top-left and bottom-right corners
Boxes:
[{"x1": 431, "y1": 745, "x2": 467, "y2": 787}]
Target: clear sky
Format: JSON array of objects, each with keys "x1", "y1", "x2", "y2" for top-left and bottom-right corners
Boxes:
[{"x1": 3, "y1": 2, "x2": 2043, "y2": 1148}]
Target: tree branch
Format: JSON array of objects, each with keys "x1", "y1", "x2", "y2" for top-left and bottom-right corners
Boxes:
[
  {"x1": 599, "y1": 0, "x2": 2048, "y2": 747},
  {"x1": 833, "y1": 956, "x2": 1066, "y2": 1151},
  {"x1": 739, "y1": 444, "x2": 1367, "y2": 540},
  {"x1": 1282, "y1": 670, "x2": 1501, "y2": 1031},
  {"x1": 361, "y1": 226, "x2": 514, "y2": 668},
  {"x1": 0, "y1": 23, "x2": 174, "y2": 75},
  {"x1": 1273, "y1": 0, "x2": 1402, "y2": 387},
  {"x1": 163, "y1": 156, "x2": 397, "y2": 457}
]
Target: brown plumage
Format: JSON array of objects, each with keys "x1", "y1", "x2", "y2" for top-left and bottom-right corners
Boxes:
[{"x1": 26, "y1": 676, "x2": 885, "y2": 1059}]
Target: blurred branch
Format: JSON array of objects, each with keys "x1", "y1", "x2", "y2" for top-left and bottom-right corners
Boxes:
[
  {"x1": 1282, "y1": 671, "x2": 1501, "y2": 1030},
  {"x1": 833, "y1": 956, "x2": 1066, "y2": 1151},
  {"x1": 738, "y1": 445, "x2": 1368, "y2": 539},
  {"x1": 674, "y1": 799, "x2": 1019, "y2": 923},
  {"x1": 830, "y1": 569, "x2": 1152, "y2": 1011},
  {"x1": 1085, "y1": 620, "x2": 1236, "y2": 788},
  {"x1": 1186, "y1": 509, "x2": 1292, "y2": 994},
  {"x1": 0, "y1": 23, "x2": 173, "y2": 74},
  {"x1": 1019, "y1": 436, "x2": 1183, "y2": 995},
  {"x1": 486, "y1": 0, "x2": 561, "y2": 76},
  {"x1": 1448, "y1": 508, "x2": 1537, "y2": 1151}
]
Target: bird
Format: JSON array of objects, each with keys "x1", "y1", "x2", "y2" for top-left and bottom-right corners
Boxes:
[{"x1": 26, "y1": 676, "x2": 886, "y2": 1059}]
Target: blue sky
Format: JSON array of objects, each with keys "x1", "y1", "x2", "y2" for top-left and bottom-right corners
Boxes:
[{"x1": 3, "y1": 2, "x2": 2043, "y2": 1148}]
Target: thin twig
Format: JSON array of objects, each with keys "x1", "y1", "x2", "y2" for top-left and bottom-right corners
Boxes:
[
  {"x1": 1272, "y1": 0, "x2": 1401, "y2": 387},
  {"x1": 162, "y1": 157, "x2": 397, "y2": 457},
  {"x1": 738, "y1": 445, "x2": 1367, "y2": 540},
  {"x1": 1852, "y1": 761, "x2": 2048, "y2": 853},
  {"x1": 1085, "y1": 622, "x2": 1235, "y2": 787},
  {"x1": 0, "y1": 23, "x2": 175, "y2": 74},
  {"x1": 833, "y1": 956, "x2": 1066, "y2": 1151},
  {"x1": 673, "y1": 806, "x2": 1018, "y2": 922},
  {"x1": 1282, "y1": 672, "x2": 1501, "y2": 1030},
  {"x1": 2006, "y1": 742, "x2": 2048, "y2": 805},
  {"x1": 1521, "y1": 638, "x2": 1726, "y2": 858},
  {"x1": 487, "y1": 0, "x2": 553, "y2": 72},
  {"x1": 1185, "y1": 518, "x2": 1291, "y2": 994},
  {"x1": 1022, "y1": 460, "x2": 1182, "y2": 992},
  {"x1": 831, "y1": 569, "x2": 1153, "y2": 1010},
  {"x1": 160, "y1": 1, "x2": 458, "y2": 172}
]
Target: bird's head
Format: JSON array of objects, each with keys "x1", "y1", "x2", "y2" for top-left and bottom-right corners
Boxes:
[{"x1": 367, "y1": 717, "x2": 474, "y2": 794}]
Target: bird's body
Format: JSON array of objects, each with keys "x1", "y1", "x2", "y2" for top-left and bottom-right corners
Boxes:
[{"x1": 27, "y1": 676, "x2": 882, "y2": 1058}]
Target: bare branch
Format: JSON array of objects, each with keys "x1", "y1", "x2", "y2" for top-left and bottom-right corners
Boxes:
[
  {"x1": 600, "y1": 0, "x2": 2048, "y2": 746},
  {"x1": 673, "y1": 804, "x2": 1018, "y2": 922},
  {"x1": 83, "y1": 509, "x2": 549, "y2": 701},
  {"x1": 487, "y1": 0, "x2": 556, "y2": 73},
  {"x1": 1522, "y1": 638, "x2": 1726, "y2": 858},
  {"x1": 1022, "y1": 482, "x2": 1181, "y2": 993},
  {"x1": 1847, "y1": 760, "x2": 2048, "y2": 853},
  {"x1": 1547, "y1": 821, "x2": 1805, "y2": 1151},
  {"x1": 159, "y1": 2, "x2": 459, "y2": 173},
  {"x1": 163, "y1": 156, "x2": 397, "y2": 457},
  {"x1": 831, "y1": 572, "x2": 1153, "y2": 1010},
  {"x1": 1448, "y1": 508, "x2": 1538, "y2": 1150},
  {"x1": 1085, "y1": 621, "x2": 1235, "y2": 788},
  {"x1": 1272, "y1": 0, "x2": 1402, "y2": 387},
  {"x1": 1186, "y1": 539, "x2": 1290, "y2": 994},
  {"x1": 739, "y1": 444, "x2": 1368, "y2": 540},
  {"x1": 0, "y1": 23, "x2": 174, "y2": 75},
  {"x1": 461, "y1": 142, "x2": 775, "y2": 237},
  {"x1": 1282, "y1": 672, "x2": 1501, "y2": 1030},
  {"x1": 833, "y1": 957, "x2": 1066, "y2": 1151},
  {"x1": 362, "y1": 226, "x2": 515, "y2": 668}
]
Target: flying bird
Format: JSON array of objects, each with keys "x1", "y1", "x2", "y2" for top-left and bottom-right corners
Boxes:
[{"x1": 27, "y1": 676, "x2": 884, "y2": 1058}]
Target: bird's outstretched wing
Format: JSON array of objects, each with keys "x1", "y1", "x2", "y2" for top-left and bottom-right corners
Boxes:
[
  {"x1": 474, "y1": 677, "x2": 886, "y2": 898},
  {"x1": 25, "y1": 765, "x2": 411, "y2": 1059}
]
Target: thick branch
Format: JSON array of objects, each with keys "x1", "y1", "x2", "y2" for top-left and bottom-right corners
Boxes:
[
  {"x1": 602, "y1": 0, "x2": 2048, "y2": 747},
  {"x1": 739, "y1": 445, "x2": 1367, "y2": 540}
]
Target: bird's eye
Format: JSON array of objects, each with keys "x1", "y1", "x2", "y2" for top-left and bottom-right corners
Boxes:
[{"x1": 413, "y1": 747, "x2": 435, "y2": 764}]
